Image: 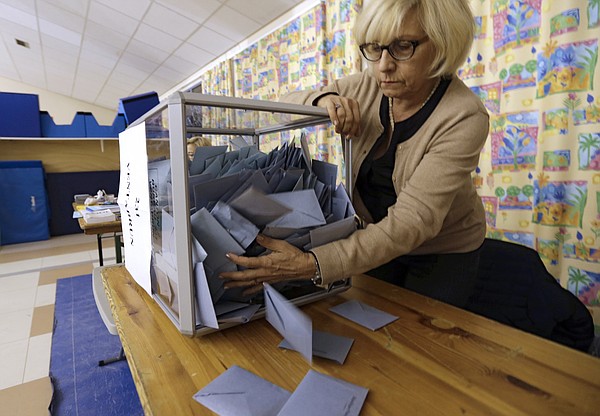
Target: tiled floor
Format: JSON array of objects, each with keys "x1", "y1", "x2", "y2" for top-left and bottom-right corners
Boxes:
[{"x1": 0, "y1": 233, "x2": 119, "y2": 391}]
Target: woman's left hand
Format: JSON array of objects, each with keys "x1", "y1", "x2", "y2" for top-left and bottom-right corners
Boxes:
[{"x1": 220, "y1": 234, "x2": 316, "y2": 295}]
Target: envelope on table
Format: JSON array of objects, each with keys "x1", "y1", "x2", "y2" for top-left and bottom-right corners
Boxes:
[
  {"x1": 193, "y1": 365, "x2": 291, "y2": 416},
  {"x1": 279, "y1": 329, "x2": 354, "y2": 365},
  {"x1": 276, "y1": 369, "x2": 368, "y2": 416},
  {"x1": 264, "y1": 283, "x2": 312, "y2": 364},
  {"x1": 329, "y1": 299, "x2": 398, "y2": 331}
]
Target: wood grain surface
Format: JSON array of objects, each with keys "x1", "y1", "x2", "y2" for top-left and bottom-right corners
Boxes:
[{"x1": 101, "y1": 265, "x2": 600, "y2": 416}]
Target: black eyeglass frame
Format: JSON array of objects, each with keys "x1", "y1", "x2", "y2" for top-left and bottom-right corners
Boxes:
[{"x1": 359, "y1": 37, "x2": 428, "y2": 62}]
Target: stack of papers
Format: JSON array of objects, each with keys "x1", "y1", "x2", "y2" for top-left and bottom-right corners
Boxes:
[
  {"x1": 86, "y1": 204, "x2": 120, "y2": 213},
  {"x1": 83, "y1": 208, "x2": 116, "y2": 224},
  {"x1": 73, "y1": 203, "x2": 120, "y2": 220}
]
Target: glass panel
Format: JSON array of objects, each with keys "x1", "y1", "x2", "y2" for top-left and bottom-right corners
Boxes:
[
  {"x1": 145, "y1": 109, "x2": 181, "y2": 321},
  {"x1": 134, "y1": 93, "x2": 348, "y2": 335},
  {"x1": 195, "y1": 106, "x2": 320, "y2": 131}
]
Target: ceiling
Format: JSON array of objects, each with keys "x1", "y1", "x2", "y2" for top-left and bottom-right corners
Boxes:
[{"x1": 0, "y1": 0, "x2": 311, "y2": 111}]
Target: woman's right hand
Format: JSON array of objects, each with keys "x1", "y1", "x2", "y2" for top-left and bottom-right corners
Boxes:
[{"x1": 316, "y1": 95, "x2": 361, "y2": 138}]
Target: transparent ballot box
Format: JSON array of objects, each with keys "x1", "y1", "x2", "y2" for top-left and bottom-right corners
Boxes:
[{"x1": 119, "y1": 92, "x2": 353, "y2": 336}]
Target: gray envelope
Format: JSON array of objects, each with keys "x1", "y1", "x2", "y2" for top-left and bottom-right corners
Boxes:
[
  {"x1": 193, "y1": 365, "x2": 291, "y2": 416},
  {"x1": 276, "y1": 369, "x2": 368, "y2": 416},
  {"x1": 264, "y1": 283, "x2": 312, "y2": 364},
  {"x1": 229, "y1": 187, "x2": 291, "y2": 227},
  {"x1": 190, "y1": 208, "x2": 245, "y2": 302},
  {"x1": 211, "y1": 201, "x2": 259, "y2": 249},
  {"x1": 279, "y1": 330, "x2": 354, "y2": 365},
  {"x1": 266, "y1": 189, "x2": 326, "y2": 229},
  {"x1": 329, "y1": 300, "x2": 398, "y2": 331}
]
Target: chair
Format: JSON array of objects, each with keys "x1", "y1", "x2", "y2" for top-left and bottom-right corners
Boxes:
[
  {"x1": 92, "y1": 266, "x2": 126, "y2": 366},
  {"x1": 466, "y1": 238, "x2": 594, "y2": 353}
]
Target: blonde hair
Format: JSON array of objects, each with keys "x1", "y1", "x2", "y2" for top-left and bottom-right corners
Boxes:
[
  {"x1": 187, "y1": 136, "x2": 212, "y2": 147},
  {"x1": 353, "y1": 0, "x2": 475, "y2": 78}
]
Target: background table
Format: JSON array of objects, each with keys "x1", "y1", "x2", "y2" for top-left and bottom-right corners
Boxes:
[
  {"x1": 101, "y1": 265, "x2": 600, "y2": 416},
  {"x1": 74, "y1": 203, "x2": 122, "y2": 266}
]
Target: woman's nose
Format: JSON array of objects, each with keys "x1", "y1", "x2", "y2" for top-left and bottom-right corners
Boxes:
[{"x1": 377, "y1": 50, "x2": 396, "y2": 72}]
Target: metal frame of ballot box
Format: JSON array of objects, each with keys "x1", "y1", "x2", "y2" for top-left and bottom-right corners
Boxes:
[{"x1": 125, "y1": 92, "x2": 352, "y2": 336}]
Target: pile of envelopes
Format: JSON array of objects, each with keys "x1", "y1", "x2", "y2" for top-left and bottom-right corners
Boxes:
[{"x1": 181, "y1": 136, "x2": 357, "y2": 330}]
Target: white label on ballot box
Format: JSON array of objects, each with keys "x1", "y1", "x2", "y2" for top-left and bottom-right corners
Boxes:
[{"x1": 118, "y1": 122, "x2": 152, "y2": 295}]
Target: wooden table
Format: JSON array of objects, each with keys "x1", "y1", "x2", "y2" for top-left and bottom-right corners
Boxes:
[
  {"x1": 101, "y1": 265, "x2": 600, "y2": 416},
  {"x1": 74, "y1": 204, "x2": 122, "y2": 266}
]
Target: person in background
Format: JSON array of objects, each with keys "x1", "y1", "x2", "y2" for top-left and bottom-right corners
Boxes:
[
  {"x1": 221, "y1": 0, "x2": 489, "y2": 308},
  {"x1": 187, "y1": 136, "x2": 212, "y2": 161}
]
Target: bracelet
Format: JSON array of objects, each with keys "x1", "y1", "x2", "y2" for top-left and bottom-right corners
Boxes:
[{"x1": 309, "y1": 251, "x2": 323, "y2": 285}]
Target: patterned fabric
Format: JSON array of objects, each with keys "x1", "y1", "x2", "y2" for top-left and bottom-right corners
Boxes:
[
  {"x1": 462, "y1": 0, "x2": 599, "y2": 330},
  {"x1": 198, "y1": 0, "x2": 362, "y2": 173}
]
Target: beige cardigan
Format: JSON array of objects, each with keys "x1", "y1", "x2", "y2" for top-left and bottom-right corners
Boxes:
[{"x1": 283, "y1": 71, "x2": 489, "y2": 284}]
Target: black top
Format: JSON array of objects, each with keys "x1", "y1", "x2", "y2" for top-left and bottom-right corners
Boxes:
[{"x1": 356, "y1": 78, "x2": 451, "y2": 222}]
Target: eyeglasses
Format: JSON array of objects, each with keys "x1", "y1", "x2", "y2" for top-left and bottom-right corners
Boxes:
[{"x1": 359, "y1": 37, "x2": 428, "y2": 62}]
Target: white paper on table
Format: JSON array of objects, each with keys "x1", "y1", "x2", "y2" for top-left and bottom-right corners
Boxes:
[{"x1": 118, "y1": 122, "x2": 152, "y2": 295}]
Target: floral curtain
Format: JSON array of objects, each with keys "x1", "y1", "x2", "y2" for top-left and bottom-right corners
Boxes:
[
  {"x1": 197, "y1": 0, "x2": 362, "y2": 169},
  {"x1": 461, "y1": 0, "x2": 599, "y2": 330}
]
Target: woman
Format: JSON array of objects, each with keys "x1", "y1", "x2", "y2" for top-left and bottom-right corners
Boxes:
[{"x1": 221, "y1": 0, "x2": 489, "y2": 308}]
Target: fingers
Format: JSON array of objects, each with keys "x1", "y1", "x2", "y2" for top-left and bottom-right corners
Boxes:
[
  {"x1": 334, "y1": 100, "x2": 361, "y2": 138},
  {"x1": 255, "y1": 234, "x2": 301, "y2": 254},
  {"x1": 318, "y1": 96, "x2": 361, "y2": 138},
  {"x1": 220, "y1": 235, "x2": 314, "y2": 294}
]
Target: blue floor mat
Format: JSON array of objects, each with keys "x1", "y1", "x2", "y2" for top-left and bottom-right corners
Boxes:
[{"x1": 50, "y1": 274, "x2": 143, "y2": 416}]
